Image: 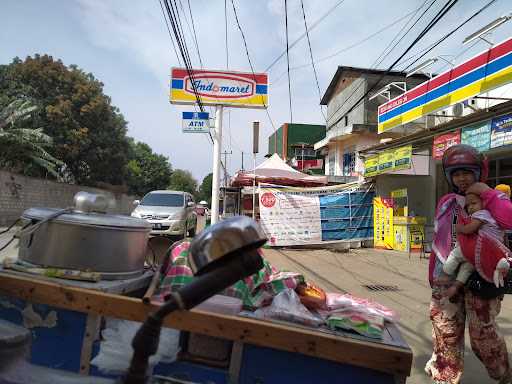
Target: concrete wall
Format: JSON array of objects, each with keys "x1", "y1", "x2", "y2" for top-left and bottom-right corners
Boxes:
[{"x1": 0, "y1": 170, "x2": 136, "y2": 226}]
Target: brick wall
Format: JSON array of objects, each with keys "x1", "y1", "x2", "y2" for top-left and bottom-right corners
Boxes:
[{"x1": 0, "y1": 170, "x2": 136, "y2": 226}]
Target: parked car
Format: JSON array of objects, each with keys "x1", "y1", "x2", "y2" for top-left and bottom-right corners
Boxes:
[{"x1": 131, "y1": 190, "x2": 197, "y2": 237}]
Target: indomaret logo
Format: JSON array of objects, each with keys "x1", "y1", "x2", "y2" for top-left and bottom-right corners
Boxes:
[{"x1": 184, "y1": 73, "x2": 255, "y2": 99}]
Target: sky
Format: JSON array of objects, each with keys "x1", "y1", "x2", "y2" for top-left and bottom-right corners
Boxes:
[{"x1": 2, "y1": 0, "x2": 512, "y2": 183}]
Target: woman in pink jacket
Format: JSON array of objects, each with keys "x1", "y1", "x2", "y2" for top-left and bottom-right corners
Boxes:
[{"x1": 425, "y1": 144, "x2": 512, "y2": 384}]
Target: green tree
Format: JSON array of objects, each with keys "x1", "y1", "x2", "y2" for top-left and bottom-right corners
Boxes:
[
  {"x1": 0, "y1": 99, "x2": 62, "y2": 177},
  {"x1": 0, "y1": 55, "x2": 130, "y2": 185},
  {"x1": 125, "y1": 139, "x2": 172, "y2": 197},
  {"x1": 168, "y1": 169, "x2": 198, "y2": 196},
  {"x1": 197, "y1": 173, "x2": 213, "y2": 205}
]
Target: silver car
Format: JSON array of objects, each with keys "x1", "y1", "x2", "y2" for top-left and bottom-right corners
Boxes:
[{"x1": 131, "y1": 190, "x2": 197, "y2": 237}]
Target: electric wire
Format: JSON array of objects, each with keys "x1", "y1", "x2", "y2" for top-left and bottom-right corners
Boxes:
[
  {"x1": 371, "y1": 0, "x2": 436, "y2": 69},
  {"x1": 402, "y1": 0, "x2": 498, "y2": 72},
  {"x1": 224, "y1": 0, "x2": 229, "y2": 69},
  {"x1": 185, "y1": 0, "x2": 204, "y2": 67},
  {"x1": 158, "y1": 0, "x2": 183, "y2": 66},
  {"x1": 230, "y1": 0, "x2": 277, "y2": 134},
  {"x1": 327, "y1": 0, "x2": 460, "y2": 130},
  {"x1": 300, "y1": 0, "x2": 326, "y2": 121},
  {"x1": 284, "y1": 0, "x2": 293, "y2": 124},
  {"x1": 264, "y1": 0, "x2": 347, "y2": 72}
]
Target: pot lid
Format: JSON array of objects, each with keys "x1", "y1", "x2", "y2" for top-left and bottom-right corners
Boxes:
[{"x1": 22, "y1": 207, "x2": 152, "y2": 230}]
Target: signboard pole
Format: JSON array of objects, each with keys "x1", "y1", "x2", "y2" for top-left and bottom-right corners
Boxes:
[
  {"x1": 211, "y1": 105, "x2": 224, "y2": 225},
  {"x1": 252, "y1": 121, "x2": 259, "y2": 220}
]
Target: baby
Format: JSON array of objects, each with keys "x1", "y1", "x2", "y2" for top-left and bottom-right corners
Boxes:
[{"x1": 440, "y1": 192, "x2": 510, "y2": 300}]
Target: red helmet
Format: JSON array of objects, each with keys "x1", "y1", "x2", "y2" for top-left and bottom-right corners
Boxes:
[{"x1": 442, "y1": 144, "x2": 488, "y2": 189}]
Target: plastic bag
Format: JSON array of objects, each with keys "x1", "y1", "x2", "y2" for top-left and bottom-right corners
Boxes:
[
  {"x1": 325, "y1": 292, "x2": 398, "y2": 322},
  {"x1": 326, "y1": 309, "x2": 385, "y2": 339},
  {"x1": 90, "y1": 318, "x2": 180, "y2": 374},
  {"x1": 253, "y1": 289, "x2": 324, "y2": 327}
]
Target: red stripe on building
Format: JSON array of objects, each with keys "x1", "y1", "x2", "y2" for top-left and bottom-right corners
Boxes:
[{"x1": 378, "y1": 37, "x2": 512, "y2": 115}]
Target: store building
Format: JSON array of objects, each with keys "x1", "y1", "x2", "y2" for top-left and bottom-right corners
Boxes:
[
  {"x1": 267, "y1": 123, "x2": 326, "y2": 175},
  {"x1": 313, "y1": 66, "x2": 429, "y2": 183}
]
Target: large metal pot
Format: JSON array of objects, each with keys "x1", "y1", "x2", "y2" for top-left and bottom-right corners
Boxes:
[{"x1": 18, "y1": 206, "x2": 151, "y2": 280}]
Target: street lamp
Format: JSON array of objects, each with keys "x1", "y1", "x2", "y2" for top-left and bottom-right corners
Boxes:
[
  {"x1": 406, "y1": 58, "x2": 438, "y2": 78},
  {"x1": 368, "y1": 82, "x2": 407, "y2": 101},
  {"x1": 463, "y1": 14, "x2": 512, "y2": 46}
]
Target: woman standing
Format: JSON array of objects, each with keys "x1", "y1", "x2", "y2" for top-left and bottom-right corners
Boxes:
[{"x1": 425, "y1": 144, "x2": 512, "y2": 384}]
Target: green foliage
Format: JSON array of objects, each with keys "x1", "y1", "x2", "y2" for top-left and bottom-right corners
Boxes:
[
  {"x1": 0, "y1": 99, "x2": 63, "y2": 177},
  {"x1": 125, "y1": 139, "x2": 173, "y2": 197},
  {"x1": 0, "y1": 55, "x2": 130, "y2": 185},
  {"x1": 168, "y1": 169, "x2": 198, "y2": 196},
  {"x1": 197, "y1": 173, "x2": 213, "y2": 205}
]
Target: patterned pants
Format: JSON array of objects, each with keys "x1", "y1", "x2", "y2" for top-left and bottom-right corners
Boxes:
[{"x1": 425, "y1": 286, "x2": 510, "y2": 383}]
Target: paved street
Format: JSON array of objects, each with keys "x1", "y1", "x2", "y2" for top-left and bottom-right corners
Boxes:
[{"x1": 263, "y1": 247, "x2": 512, "y2": 384}]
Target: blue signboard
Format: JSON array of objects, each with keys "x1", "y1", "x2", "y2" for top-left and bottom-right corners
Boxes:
[
  {"x1": 182, "y1": 112, "x2": 210, "y2": 133},
  {"x1": 461, "y1": 121, "x2": 491, "y2": 152},
  {"x1": 491, "y1": 114, "x2": 512, "y2": 148}
]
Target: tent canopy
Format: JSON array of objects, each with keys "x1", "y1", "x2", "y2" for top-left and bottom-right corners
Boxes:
[{"x1": 231, "y1": 154, "x2": 327, "y2": 187}]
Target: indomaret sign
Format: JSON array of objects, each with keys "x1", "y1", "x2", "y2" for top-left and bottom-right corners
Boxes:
[{"x1": 170, "y1": 68, "x2": 269, "y2": 108}]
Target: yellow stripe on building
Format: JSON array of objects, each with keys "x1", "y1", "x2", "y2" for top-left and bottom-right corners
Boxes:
[{"x1": 378, "y1": 66, "x2": 512, "y2": 133}]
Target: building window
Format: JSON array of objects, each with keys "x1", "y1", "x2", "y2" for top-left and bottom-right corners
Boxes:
[
  {"x1": 487, "y1": 157, "x2": 512, "y2": 188},
  {"x1": 343, "y1": 152, "x2": 355, "y2": 176}
]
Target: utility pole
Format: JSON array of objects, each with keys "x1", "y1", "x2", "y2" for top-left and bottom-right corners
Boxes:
[
  {"x1": 252, "y1": 121, "x2": 259, "y2": 220},
  {"x1": 221, "y1": 150, "x2": 232, "y2": 187},
  {"x1": 241, "y1": 152, "x2": 245, "y2": 171},
  {"x1": 211, "y1": 106, "x2": 224, "y2": 225}
]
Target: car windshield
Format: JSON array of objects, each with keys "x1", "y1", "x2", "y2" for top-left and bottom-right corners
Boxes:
[{"x1": 141, "y1": 193, "x2": 184, "y2": 207}]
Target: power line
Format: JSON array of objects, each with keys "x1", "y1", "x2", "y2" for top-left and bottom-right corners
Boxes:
[
  {"x1": 284, "y1": 0, "x2": 293, "y2": 124},
  {"x1": 185, "y1": 0, "x2": 204, "y2": 67},
  {"x1": 285, "y1": 4, "x2": 425, "y2": 75},
  {"x1": 163, "y1": 0, "x2": 213, "y2": 144},
  {"x1": 328, "y1": 0, "x2": 459, "y2": 130},
  {"x1": 230, "y1": 0, "x2": 277, "y2": 134},
  {"x1": 402, "y1": 0, "x2": 498, "y2": 72},
  {"x1": 158, "y1": 0, "x2": 183, "y2": 66},
  {"x1": 371, "y1": 0, "x2": 435, "y2": 69},
  {"x1": 300, "y1": 0, "x2": 326, "y2": 121},
  {"x1": 264, "y1": 0, "x2": 347, "y2": 72}
]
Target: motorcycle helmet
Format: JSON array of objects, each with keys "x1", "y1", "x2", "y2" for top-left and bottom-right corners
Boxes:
[{"x1": 442, "y1": 144, "x2": 488, "y2": 193}]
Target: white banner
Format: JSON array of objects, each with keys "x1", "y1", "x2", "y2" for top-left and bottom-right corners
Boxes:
[{"x1": 259, "y1": 188, "x2": 322, "y2": 246}]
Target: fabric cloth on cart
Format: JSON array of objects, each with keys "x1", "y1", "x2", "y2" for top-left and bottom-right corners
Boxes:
[{"x1": 153, "y1": 240, "x2": 305, "y2": 309}]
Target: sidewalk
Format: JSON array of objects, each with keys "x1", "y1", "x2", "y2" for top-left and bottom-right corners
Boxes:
[{"x1": 263, "y1": 247, "x2": 512, "y2": 384}]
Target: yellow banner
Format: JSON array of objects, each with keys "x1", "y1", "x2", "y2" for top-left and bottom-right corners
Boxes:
[
  {"x1": 364, "y1": 156, "x2": 379, "y2": 177},
  {"x1": 364, "y1": 145, "x2": 412, "y2": 177},
  {"x1": 373, "y1": 197, "x2": 394, "y2": 249}
]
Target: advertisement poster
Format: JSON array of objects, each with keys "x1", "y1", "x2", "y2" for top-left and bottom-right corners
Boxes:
[
  {"x1": 259, "y1": 189, "x2": 322, "y2": 246},
  {"x1": 490, "y1": 114, "x2": 512, "y2": 148},
  {"x1": 373, "y1": 197, "x2": 394, "y2": 249},
  {"x1": 378, "y1": 151, "x2": 395, "y2": 173},
  {"x1": 364, "y1": 145, "x2": 412, "y2": 177},
  {"x1": 461, "y1": 121, "x2": 491, "y2": 152},
  {"x1": 364, "y1": 156, "x2": 379, "y2": 177},
  {"x1": 393, "y1": 145, "x2": 412, "y2": 171},
  {"x1": 433, "y1": 131, "x2": 461, "y2": 160}
]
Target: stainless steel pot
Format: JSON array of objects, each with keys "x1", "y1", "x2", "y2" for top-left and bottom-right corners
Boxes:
[{"x1": 18, "y1": 206, "x2": 151, "y2": 280}]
